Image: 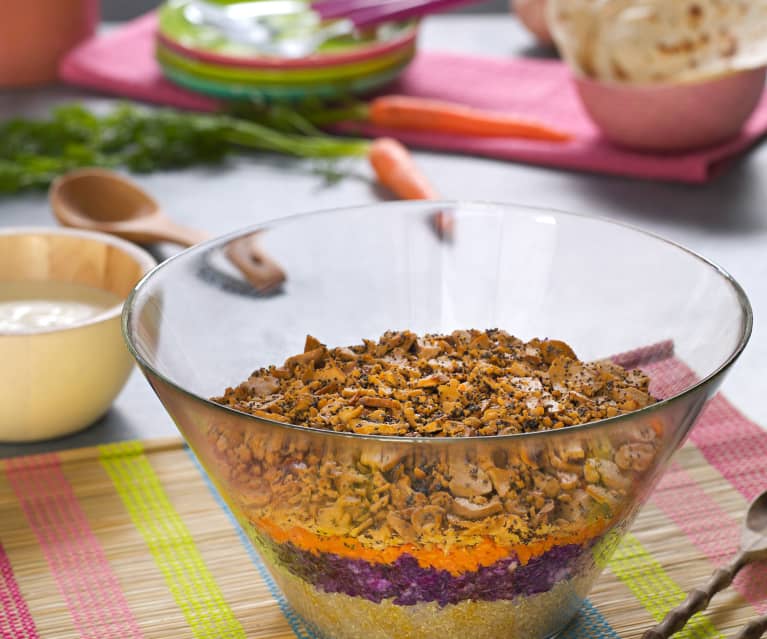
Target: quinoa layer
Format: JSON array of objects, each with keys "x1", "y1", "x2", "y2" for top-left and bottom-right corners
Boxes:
[
  {"x1": 269, "y1": 559, "x2": 595, "y2": 639},
  {"x1": 254, "y1": 529, "x2": 595, "y2": 606}
]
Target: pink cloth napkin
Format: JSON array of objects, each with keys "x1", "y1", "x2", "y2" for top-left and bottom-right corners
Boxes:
[{"x1": 60, "y1": 13, "x2": 767, "y2": 183}]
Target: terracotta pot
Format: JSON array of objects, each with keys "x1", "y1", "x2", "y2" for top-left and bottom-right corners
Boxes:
[{"x1": 0, "y1": 0, "x2": 99, "y2": 87}]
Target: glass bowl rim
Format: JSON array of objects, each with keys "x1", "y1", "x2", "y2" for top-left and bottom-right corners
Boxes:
[{"x1": 122, "y1": 200, "x2": 753, "y2": 444}]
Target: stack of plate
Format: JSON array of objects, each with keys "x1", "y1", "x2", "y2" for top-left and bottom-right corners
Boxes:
[{"x1": 156, "y1": 0, "x2": 419, "y2": 102}]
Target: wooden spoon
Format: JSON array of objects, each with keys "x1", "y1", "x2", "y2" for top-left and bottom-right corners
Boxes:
[
  {"x1": 49, "y1": 168, "x2": 286, "y2": 294},
  {"x1": 732, "y1": 614, "x2": 767, "y2": 639},
  {"x1": 642, "y1": 489, "x2": 767, "y2": 639}
]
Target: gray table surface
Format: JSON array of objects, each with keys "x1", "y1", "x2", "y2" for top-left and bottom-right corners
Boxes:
[{"x1": 1, "y1": 14, "x2": 766, "y2": 458}]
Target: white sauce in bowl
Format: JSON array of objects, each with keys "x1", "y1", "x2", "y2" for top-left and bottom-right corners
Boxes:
[{"x1": 0, "y1": 281, "x2": 121, "y2": 333}]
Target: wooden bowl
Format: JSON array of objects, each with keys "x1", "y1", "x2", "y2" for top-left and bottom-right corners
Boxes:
[
  {"x1": 0, "y1": 228, "x2": 156, "y2": 442},
  {"x1": 574, "y1": 66, "x2": 767, "y2": 151}
]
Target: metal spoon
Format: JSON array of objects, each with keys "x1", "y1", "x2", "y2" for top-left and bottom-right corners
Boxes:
[
  {"x1": 184, "y1": 0, "x2": 482, "y2": 57},
  {"x1": 49, "y1": 168, "x2": 286, "y2": 294},
  {"x1": 184, "y1": 0, "x2": 354, "y2": 59},
  {"x1": 642, "y1": 489, "x2": 767, "y2": 639},
  {"x1": 189, "y1": 0, "x2": 309, "y2": 21}
]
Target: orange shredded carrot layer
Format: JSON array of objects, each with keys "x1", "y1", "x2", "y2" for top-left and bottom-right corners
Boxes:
[{"x1": 256, "y1": 517, "x2": 610, "y2": 576}]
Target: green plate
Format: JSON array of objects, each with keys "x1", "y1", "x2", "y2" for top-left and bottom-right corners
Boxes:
[
  {"x1": 160, "y1": 59, "x2": 411, "y2": 102},
  {"x1": 156, "y1": 40, "x2": 416, "y2": 84}
]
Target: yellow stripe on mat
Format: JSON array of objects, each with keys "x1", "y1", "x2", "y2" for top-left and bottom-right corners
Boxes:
[
  {"x1": 99, "y1": 441, "x2": 246, "y2": 639},
  {"x1": 608, "y1": 533, "x2": 721, "y2": 639}
]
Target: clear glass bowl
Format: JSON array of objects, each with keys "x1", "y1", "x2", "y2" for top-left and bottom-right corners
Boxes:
[{"x1": 123, "y1": 202, "x2": 751, "y2": 639}]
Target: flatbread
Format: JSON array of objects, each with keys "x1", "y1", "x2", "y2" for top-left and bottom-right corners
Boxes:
[{"x1": 547, "y1": 0, "x2": 767, "y2": 83}]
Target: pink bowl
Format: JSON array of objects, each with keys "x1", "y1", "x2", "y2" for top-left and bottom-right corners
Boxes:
[{"x1": 574, "y1": 66, "x2": 767, "y2": 152}]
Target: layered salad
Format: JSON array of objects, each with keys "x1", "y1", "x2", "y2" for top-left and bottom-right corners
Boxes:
[{"x1": 208, "y1": 330, "x2": 661, "y2": 639}]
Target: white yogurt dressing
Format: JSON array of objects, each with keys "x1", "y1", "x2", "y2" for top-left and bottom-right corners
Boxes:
[{"x1": 0, "y1": 281, "x2": 121, "y2": 333}]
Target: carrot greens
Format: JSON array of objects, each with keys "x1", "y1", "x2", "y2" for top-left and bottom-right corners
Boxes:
[{"x1": 0, "y1": 103, "x2": 369, "y2": 195}]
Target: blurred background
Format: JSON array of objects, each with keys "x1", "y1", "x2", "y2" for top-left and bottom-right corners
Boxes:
[{"x1": 101, "y1": 0, "x2": 508, "y2": 20}]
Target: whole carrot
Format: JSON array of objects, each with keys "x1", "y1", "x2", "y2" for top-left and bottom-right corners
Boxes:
[
  {"x1": 368, "y1": 95, "x2": 572, "y2": 142},
  {"x1": 368, "y1": 137, "x2": 438, "y2": 200},
  {"x1": 367, "y1": 137, "x2": 452, "y2": 239}
]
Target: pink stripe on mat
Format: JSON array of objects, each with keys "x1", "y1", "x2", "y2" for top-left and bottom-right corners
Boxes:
[
  {"x1": 625, "y1": 346, "x2": 767, "y2": 612},
  {"x1": 688, "y1": 394, "x2": 767, "y2": 502},
  {"x1": 641, "y1": 355, "x2": 767, "y2": 502},
  {"x1": 4, "y1": 455, "x2": 144, "y2": 639},
  {"x1": 651, "y1": 462, "x2": 767, "y2": 614},
  {"x1": 0, "y1": 543, "x2": 38, "y2": 639},
  {"x1": 611, "y1": 340, "x2": 675, "y2": 371}
]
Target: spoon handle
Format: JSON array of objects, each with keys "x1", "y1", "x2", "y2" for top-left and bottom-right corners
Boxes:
[
  {"x1": 642, "y1": 555, "x2": 746, "y2": 639},
  {"x1": 733, "y1": 614, "x2": 767, "y2": 639},
  {"x1": 225, "y1": 235, "x2": 286, "y2": 294},
  {"x1": 158, "y1": 223, "x2": 210, "y2": 247}
]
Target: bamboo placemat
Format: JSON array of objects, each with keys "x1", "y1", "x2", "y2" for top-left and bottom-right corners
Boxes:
[{"x1": 1, "y1": 361, "x2": 766, "y2": 639}]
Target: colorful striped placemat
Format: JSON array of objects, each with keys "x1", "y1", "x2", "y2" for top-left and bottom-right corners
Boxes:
[{"x1": 1, "y1": 385, "x2": 766, "y2": 638}]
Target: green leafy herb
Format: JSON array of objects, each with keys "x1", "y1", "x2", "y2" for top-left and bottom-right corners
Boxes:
[{"x1": 0, "y1": 103, "x2": 370, "y2": 195}]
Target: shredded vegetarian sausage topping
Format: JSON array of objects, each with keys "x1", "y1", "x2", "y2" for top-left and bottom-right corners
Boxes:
[
  {"x1": 214, "y1": 329, "x2": 655, "y2": 437},
  {"x1": 207, "y1": 330, "x2": 663, "y2": 552}
]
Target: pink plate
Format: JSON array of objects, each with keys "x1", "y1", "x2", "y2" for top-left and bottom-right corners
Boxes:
[{"x1": 156, "y1": 23, "x2": 418, "y2": 71}]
